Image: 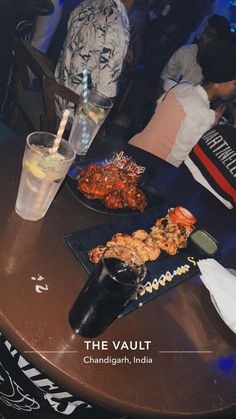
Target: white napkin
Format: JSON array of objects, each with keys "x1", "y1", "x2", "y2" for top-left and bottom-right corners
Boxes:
[{"x1": 198, "y1": 259, "x2": 236, "y2": 334}]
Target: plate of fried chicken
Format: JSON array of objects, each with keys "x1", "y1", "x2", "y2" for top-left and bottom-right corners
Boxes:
[{"x1": 66, "y1": 152, "x2": 163, "y2": 215}]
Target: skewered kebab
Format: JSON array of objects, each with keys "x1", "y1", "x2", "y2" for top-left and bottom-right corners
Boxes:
[{"x1": 89, "y1": 206, "x2": 196, "y2": 265}]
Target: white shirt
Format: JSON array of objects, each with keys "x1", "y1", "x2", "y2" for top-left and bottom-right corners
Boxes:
[
  {"x1": 55, "y1": 0, "x2": 130, "y2": 116},
  {"x1": 161, "y1": 44, "x2": 203, "y2": 86},
  {"x1": 129, "y1": 83, "x2": 215, "y2": 167},
  {"x1": 169, "y1": 84, "x2": 215, "y2": 166}
]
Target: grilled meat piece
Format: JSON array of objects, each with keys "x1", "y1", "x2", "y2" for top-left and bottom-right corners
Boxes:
[{"x1": 77, "y1": 160, "x2": 147, "y2": 211}]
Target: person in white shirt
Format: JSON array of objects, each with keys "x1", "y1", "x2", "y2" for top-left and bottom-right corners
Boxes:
[
  {"x1": 55, "y1": 0, "x2": 132, "y2": 117},
  {"x1": 160, "y1": 14, "x2": 232, "y2": 90}
]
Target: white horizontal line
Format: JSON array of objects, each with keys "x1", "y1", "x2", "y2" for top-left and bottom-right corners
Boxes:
[
  {"x1": 23, "y1": 351, "x2": 78, "y2": 354},
  {"x1": 158, "y1": 350, "x2": 213, "y2": 354}
]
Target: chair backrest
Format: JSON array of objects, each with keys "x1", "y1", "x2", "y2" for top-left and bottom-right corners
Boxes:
[
  {"x1": 13, "y1": 36, "x2": 80, "y2": 133},
  {"x1": 42, "y1": 77, "x2": 79, "y2": 133},
  {"x1": 13, "y1": 36, "x2": 55, "y2": 89},
  {"x1": 12, "y1": 36, "x2": 56, "y2": 131}
]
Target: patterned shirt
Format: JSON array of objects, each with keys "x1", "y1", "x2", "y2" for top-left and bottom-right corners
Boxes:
[{"x1": 55, "y1": 0, "x2": 130, "y2": 116}]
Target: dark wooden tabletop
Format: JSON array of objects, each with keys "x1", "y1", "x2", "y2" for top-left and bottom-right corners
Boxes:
[{"x1": 0, "y1": 138, "x2": 236, "y2": 419}]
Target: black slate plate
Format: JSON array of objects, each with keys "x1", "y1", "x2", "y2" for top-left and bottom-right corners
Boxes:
[
  {"x1": 66, "y1": 176, "x2": 165, "y2": 216},
  {"x1": 64, "y1": 204, "x2": 201, "y2": 317}
]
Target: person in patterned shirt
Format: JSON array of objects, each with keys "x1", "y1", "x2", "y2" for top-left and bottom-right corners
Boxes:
[{"x1": 55, "y1": 0, "x2": 132, "y2": 117}]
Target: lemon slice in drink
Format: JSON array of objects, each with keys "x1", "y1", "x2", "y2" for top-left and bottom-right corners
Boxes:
[
  {"x1": 87, "y1": 108, "x2": 106, "y2": 124},
  {"x1": 25, "y1": 178, "x2": 38, "y2": 192},
  {"x1": 24, "y1": 160, "x2": 45, "y2": 179}
]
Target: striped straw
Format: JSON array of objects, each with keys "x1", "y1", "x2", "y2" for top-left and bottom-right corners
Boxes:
[
  {"x1": 82, "y1": 66, "x2": 88, "y2": 104},
  {"x1": 51, "y1": 109, "x2": 70, "y2": 155},
  {"x1": 82, "y1": 65, "x2": 89, "y2": 148}
]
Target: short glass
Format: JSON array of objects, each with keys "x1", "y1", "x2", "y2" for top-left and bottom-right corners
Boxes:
[
  {"x1": 69, "y1": 246, "x2": 146, "y2": 338},
  {"x1": 68, "y1": 90, "x2": 113, "y2": 156},
  {"x1": 15, "y1": 131, "x2": 75, "y2": 221}
]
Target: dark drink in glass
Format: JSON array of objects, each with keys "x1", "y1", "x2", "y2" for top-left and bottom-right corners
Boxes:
[{"x1": 69, "y1": 247, "x2": 146, "y2": 338}]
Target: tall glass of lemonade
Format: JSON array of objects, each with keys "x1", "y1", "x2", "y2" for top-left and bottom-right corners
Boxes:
[{"x1": 15, "y1": 132, "x2": 75, "y2": 221}]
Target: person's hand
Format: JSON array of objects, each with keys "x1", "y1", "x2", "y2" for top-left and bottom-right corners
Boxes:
[{"x1": 214, "y1": 104, "x2": 226, "y2": 124}]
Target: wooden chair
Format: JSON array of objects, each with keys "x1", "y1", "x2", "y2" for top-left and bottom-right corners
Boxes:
[
  {"x1": 7, "y1": 36, "x2": 54, "y2": 131},
  {"x1": 8, "y1": 36, "x2": 79, "y2": 134},
  {"x1": 42, "y1": 77, "x2": 79, "y2": 134}
]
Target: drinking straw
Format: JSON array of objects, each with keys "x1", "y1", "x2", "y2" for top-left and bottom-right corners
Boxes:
[
  {"x1": 81, "y1": 66, "x2": 90, "y2": 148},
  {"x1": 82, "y1": 66, "x2": 88, "y2": 104},
  {"x1": 51, "y1": 109, "x2": 70, "y2": 155}
]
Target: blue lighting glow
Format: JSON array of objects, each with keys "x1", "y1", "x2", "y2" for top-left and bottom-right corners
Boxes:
[
  {"x1": 217, "y1": 356, "x2": 234, "y2": 373},
  {"x1": 231, "y1": 22, "x2": 236, "y2": 32}
]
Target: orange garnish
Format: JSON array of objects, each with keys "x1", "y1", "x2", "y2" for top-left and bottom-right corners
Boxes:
[{"x1": 168, "y1": 206, "x2": 196, "y2": 226}]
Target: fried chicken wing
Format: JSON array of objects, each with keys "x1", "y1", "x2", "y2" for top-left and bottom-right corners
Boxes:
[
  {"x1": 123, "y1": 185, "x2": 147, "y2": 212},
  {"x1": 88, "y1": 245, "x2": 107, "y2": 263},
  {"x1": 151, "y1": 220, "x2": 189, "y2": 255},
  {"x1": 104, "y1": 191, "x2": 124, "y2": 209},
  {"x1": 77, "y1": 154, "x2": 147, "y2": 212},
  {"x1": 132, "y1": 230, "x2": 149, "y2": 241},
  {"x1": 107, "y1": 233, "x2": 134, "y2": 247}
]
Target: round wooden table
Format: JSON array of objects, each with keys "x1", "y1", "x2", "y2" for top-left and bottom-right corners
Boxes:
[{"x1": 0, "y1": 138, "x2": 235, "y2": 418}]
